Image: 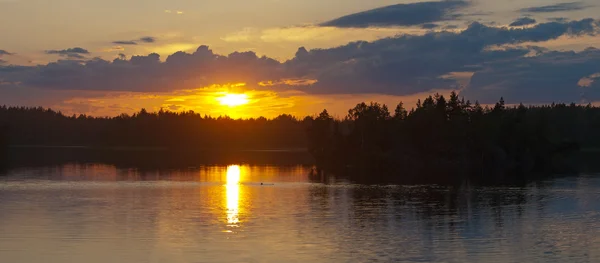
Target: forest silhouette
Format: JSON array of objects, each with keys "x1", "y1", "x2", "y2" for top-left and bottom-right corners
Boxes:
[
  {"x1": 0, "y1": 107, "x2": 307, "y2": 149},
  {"x1": 307, "y1": 92, "x2": 595, "y2": 184},
  {"x1": 1, "y1": 91, "x2": 600, "y2": 184}
]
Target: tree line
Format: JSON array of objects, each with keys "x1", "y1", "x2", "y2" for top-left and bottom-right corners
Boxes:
[
  {"x1": 0, "y1": 107, "x2": 308, "y2": 149},
  {"x1": 306, "y1": 92, "x2": 598, "y2": 184}
]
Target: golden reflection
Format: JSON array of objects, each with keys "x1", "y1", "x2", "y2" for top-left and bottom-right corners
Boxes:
[{"x1": 226, "y1": 165, "x2": 241, "y2": 226}]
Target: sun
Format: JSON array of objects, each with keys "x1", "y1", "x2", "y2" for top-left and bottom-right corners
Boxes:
[{"x1": 218, "y1": 93, "x2": 249, "y2": 107}]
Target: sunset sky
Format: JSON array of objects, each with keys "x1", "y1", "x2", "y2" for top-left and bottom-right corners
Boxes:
[{"x1": 1, "y1": 0, "x2": 600, "y2": 118}]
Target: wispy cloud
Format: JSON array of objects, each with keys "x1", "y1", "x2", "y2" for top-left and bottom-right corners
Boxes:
[
  {"x1": 259, "y1": 78, "x2": 318, "y2": 87},
  {"x1": 111, "y1": 36, "x2": 156, "y2": 46},
  {"x1": 112, "y1": 41, "x2": 137, "y2": 45},
  {"x1": 139, "y1": 36, "x2": 156, "y2": 43},
  {"x1": 421, "y1": 23, "x2": 439, "y2": 29},
  {"x1": 45, "y1": 47, "x2": 90, "y2": 59},
  {"x1": 509, "y1": 17, "x2": 537, "y2": 27},
  {"x1": 520, "y1": 2, "x2": 591, "y2": 13},
  {"x1": 0, "y1": 50, "x2": 12, "y2": 64},
  {"x1": 321, "y1": 0, "x2": 470, "y2": 28},
  {"x1": 0, "y1": 50, "x2": 14, "y2": 56}
]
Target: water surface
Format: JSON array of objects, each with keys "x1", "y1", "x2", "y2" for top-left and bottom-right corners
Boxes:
[{"x1": 1, "y1": 162, "x2": 600, "y2": 262}]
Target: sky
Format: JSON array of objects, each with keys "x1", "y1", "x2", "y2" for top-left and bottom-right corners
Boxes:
[{"x1": 1, "y1": 0, "x2": 600, "y2": 118}]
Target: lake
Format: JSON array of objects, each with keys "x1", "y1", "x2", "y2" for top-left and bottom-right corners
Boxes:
[{"x1": 1, "y1": 150, "x2": 600, "y2": 262}]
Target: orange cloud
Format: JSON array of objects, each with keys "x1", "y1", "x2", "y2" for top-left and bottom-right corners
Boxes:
[
  {"x1": 258, "y1": 78, "x2": 318, "y2": 87},
  {"x1": 578, "y1": 73, "x2": 600, "y2": 87}
]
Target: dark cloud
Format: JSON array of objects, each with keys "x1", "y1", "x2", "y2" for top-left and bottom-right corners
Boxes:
[
  {"x1": 549, "y1": 17, "x2": 570, "y2": 23},
  {"x1": 45, "y1": 47, "x2": 90, "y2": 59},
  {"x1": 321, "y1": 0, "x2": 470, "y2": 28},
  {"x1": 509, "y1": 17, "x2": 537, "y2": 27},
  {"x1": 1, "y1": 19, "x2": 600, "y2": 104},
  {"x1": 460, "y1": 49, "x2": 600, "y2": 103},
  {"x1": 520, "y1": 2, "x2": 590, "y2": 13},
  {"x1": 421, "y1": 23, "x2": 439, "y2": 29},
  {"x1": 111, "y1": 36, "x2": 156, "y2": 45},
  {"x1": 0, "y1": 59, "x2": 6, "y2": 65},
  {"x1": 139, "y1": 37, "x2": 156, "y2": 43},
  {"x1": 112, "y1": 41, "x2": 138, "y2": 45},
  {"x1": 0, "y1": 46, "x2": 280, "y2": 92},
  {"x1": 57, "y1": 53, "x2": 85, "y2": 59},
  {"x1": 0, "y1": 50, "x2": 14, "y2": 56},
  {"x1": 284, "y1": 18, "x2": 598, "y2": 95}
]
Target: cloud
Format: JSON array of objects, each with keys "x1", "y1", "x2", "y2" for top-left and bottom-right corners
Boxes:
[
  {"x1": 549, "y1": 17, "x2": 571, "y2": 23},
  {"x1": 421, "y1": 23, "x2": 439, "y2": 29},
  {"x1": 0, "y1": 50, "x2": 14, "y2": 56},
  {"x1": 509, "y1": 17, "x2": 537, "y2": 27},
  {"x1": 520, "y1": 2, "x2": 590, "y2": 13},
  {"x1": 259, "y1": 78, "x2": 318, "y2": 87},
  {"x1": 0, "y1": 50, "x2": 10, "y2": 65},
  {"x1": 0, "y1": 46, "x2": 281, "y2": 92},
  {"x1": 139, "y1": 37, "x2": 156, "y2": 43},
  {"x1": 45, "y1": 47, "x2": 90, "y2": 59},
  {"x1": 460, "y1": 49, "x2": 600, "y2": 103},
  {"x1": 284, "y1": 19, "x2": 599, "y2": 95},
  {"x1": 1, "y1": 19, "x2": 600, "y2": 105},
  {"x1": 320, "y1": 0, "x2": 470, "y2": 28},
  {"x1": 111, "y1": 36, "x2": 156, "y2": 46},
  {"x1": 112, "y1": 41, "x2": 138, "y2": 45},
  {"x1": 578, "y1": 72, "x2": 600, "y2": 87}
]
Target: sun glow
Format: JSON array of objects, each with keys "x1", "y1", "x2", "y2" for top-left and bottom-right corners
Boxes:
[{"x1": 218, "y1": 93, "x2": 249, "y2": 107}]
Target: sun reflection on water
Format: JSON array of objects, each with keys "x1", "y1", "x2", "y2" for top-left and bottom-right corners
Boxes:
[{"x1": 226, "y1": 165, "x2": 241, "y2": 226}]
